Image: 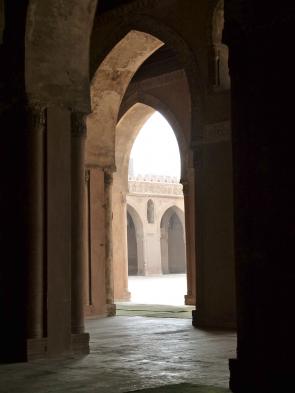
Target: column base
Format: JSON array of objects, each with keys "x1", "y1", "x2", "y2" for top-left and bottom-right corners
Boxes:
[
  {"x1": 27, "y1": 334, "x2": 90, "y2": 360},
  {"x1": 184, "y1": 294, "x2": 195, "y2": 305},
  {"x1": 71, "y1": 332, "x2": 90, "y2": 355},
  {"x1": 106, "y1": 303, "x2": 116, "y2": 316},
  {"x1": 27, "y1": 338, "x2": 48, "y2": 360},
  {"x1": 192, "y1": 309, "x2": 236, "y2": 329}
]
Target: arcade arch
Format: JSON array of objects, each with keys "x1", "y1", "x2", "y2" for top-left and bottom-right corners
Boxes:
[
  {"x1": 127, "y1": 204, "x2": 145, "y2": 277},
  {"x1": 160, "y1": 206, "x2": 186, "y2": 275},
  {"x1": 83, "y1": 15, "x2": 204, "y2": 315},
  {"x1": 33, "y1": 0, "x2": 235, "y2": 329},
  {"x1": 112, "y1": 101, "x2": 193, "y2": 303},
  {"x1": 1, "y1": 0, "x2": 237, "y2": 366}
]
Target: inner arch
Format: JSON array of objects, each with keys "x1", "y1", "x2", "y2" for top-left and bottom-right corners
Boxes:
[{"x1": 86, "y1": 30, "x2": 163, "y2": 167}]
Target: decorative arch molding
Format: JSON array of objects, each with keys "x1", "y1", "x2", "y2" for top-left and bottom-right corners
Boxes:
[
  {"x1": 90, "y1": 12, "x2": 205, "y2": 143},
  {"x1": 25, "y1": 0, "x2": 98, "y2": 111},
  {"x1": 115, "y1": 102, "x2": 155, "y2": 190},
  {"x1": 87, "y1": 30, "x2": 163, "y2": 167}
]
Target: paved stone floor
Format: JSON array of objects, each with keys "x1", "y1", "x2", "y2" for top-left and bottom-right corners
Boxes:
[
  {"x1": 0, "y1": 316, "x2": 236, "y2": 392},
  {"x1": 128, "y1": 274, "x2": 188, "y2": 305}
]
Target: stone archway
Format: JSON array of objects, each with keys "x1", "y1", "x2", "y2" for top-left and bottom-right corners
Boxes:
[
  {"x1": 160, "y1": 206, "x2": 186, "y2": 275},
  {"x1": 113, "y1": 101, "x2": 190, "y2": 302},
  {"x1": 118, "y1": 91, "x2": 196, "y2": 305},
  {"x1": 127, "y1": 204, "x2": 145, "y2": 277},
  {"x1": 85, "y1": 6, "x2": 205, "y2": 315},
  {"x1": 112, "y1": 103, "x2": 154, "y2": 301},
  {"x1": 127, "y1": 212, "x2": 138, "y2": 276},
  {"x1": 85, "y1": 30, "x2": 163, "y2": 312}
]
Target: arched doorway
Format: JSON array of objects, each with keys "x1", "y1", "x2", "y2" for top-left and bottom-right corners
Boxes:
[
  {"x1": 84, "y1": 0, "x2": 235, "y2": 328},
  {"x1": 113, "y1": 105, "x2": 190, "y2": 304},
  {"x1": 167, "y1": 213, "x2": 186, "y2": 274},
  {"x1": 160, "y1": 206, "x2": 186, "y2": 275},
  {"x1": 87, "y1": 23, "x2": 200, "y2": 314},
  {"x1": 127, "y1": 212, "x2": 138, "y2": 276}
]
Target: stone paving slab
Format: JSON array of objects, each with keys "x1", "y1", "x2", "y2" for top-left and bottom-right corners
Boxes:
[
  {"x1": 128, "y1": 384, "x2": 230, "y2": 392},
  {"x1": 0, "y1": 317, "x2": 236, "y2": 393}
]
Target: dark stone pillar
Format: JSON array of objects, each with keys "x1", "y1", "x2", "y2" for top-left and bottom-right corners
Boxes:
[
  {"x1": 181, "y1": 175, "x2": 196, "y2": 306},
  {"x1": 70, "y1": 112, "x2": 90, "y2": 353},
  {"x1": 26, "y1": 105, "x2": 45, "y2": 356},
  {"x1": 71, "y1": 112, "x2": 87, "y2": 335},
  {"x1": 104, "y1": 168, "x2": 116, "y2": 316},
  {"x1": 46, "y1": 107, "x2": 72, "y2": 356},
  {"x1": 224, "y1": 5, "x2": 295, "y2": 392},
  {"x1": 192, "y1": 132, "x2": 236, "y2": 329}
]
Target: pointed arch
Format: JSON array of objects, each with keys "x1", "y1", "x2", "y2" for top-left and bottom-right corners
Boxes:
[
  {"x1": 127, "y1": 204, "x2": 145, "y2": 275},
  {"x1": 87, "y1": 30, "x2": 163, "y2": 167},
  {"x1": 118, "y1": 92, "x2": 190, "y2": 180},
  {"x1": 160, "y1": 206, "x2": 186, "y2": 275},
  {"x1": 90, "y1": 12, "x2": 205, "y2": 164}
]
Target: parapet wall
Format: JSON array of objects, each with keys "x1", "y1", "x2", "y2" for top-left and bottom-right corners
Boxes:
[{"x1": 128, "y1": 174, "x2": 183, "y2": 196}]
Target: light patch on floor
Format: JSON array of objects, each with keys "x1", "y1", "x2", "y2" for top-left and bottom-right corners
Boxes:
[
  {"x1": 127, "y1": 274, "x2": 189, "y2": 305},
  {"x1": 116, "y1": 303, "x2": 194, "y2": 318}
]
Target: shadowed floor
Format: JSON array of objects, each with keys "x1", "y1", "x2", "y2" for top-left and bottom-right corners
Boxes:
[
  {"x1": 128, "y1": 383, "x2": 229, "y2": 392},
  {"x1": 0, "y1": 316, "x2": 236, "y2": 392}
]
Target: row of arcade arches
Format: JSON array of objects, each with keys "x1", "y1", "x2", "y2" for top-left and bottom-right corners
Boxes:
[{"x1": 127, "y1": 204, "x2": 186, "y2": 277}]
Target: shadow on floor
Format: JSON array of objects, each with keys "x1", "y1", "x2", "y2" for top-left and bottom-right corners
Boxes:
[{"x1": 127, "y1": 383, "x2": 230, "y2": 392}]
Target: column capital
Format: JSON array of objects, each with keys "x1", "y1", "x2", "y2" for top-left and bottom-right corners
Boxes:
[{"x1": 104, "y1": 166, "x2": 116, "y2": 186}]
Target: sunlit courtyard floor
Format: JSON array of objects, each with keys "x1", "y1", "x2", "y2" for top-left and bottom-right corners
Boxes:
[
  {"x1": 116, "y1": 274, "x2": 194, "y2": 317},
  {"x1": 127, "y1": 274, "x2": 189, "y2": 305}
]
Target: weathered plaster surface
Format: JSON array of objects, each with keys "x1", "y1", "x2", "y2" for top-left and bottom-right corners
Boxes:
[
  {"x1": 25, "y1": 0, "x2": 97, "y2": 110},
  {"x1": 86, "y1": 30, "x2": 162, "y2": 167}
]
